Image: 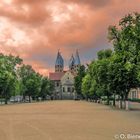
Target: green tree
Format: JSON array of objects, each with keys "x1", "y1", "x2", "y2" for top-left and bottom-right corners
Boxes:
[
  {"x1": 74, "y1": 65, "x2": 86, "y2": 98},
  {"x1": 19, "y1": 65, "x2": 42, "y2": 102},
  {"x1": 90, "y1": 58, "x2": 112, "y2": 104},
  {"x1": 108, "y1": 13, "x2": 140, "y2": 109},
  {"x1": 39, "y1": 77, "x2": 54, "y2": 100},
  {"x1": 88, "y1": 50, "x2": 113, "y2": 104},
  {"x1": 97, "y1": 49, "x2": 112, "y2": 60},
  {"x1": 0, "y1": 54, "x2": 22, "y2": 104},
  {"x1": 82, "y1": 74, "x2": 91, "y2": 99}
]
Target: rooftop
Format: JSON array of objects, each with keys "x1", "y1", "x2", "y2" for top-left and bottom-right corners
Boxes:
[{"x1": 49, "y1": 72, "x2": 66, "y2": 81}]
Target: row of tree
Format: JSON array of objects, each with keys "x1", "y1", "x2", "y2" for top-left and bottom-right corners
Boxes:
[
  {"x1": 75, "y1": 13, "x2": 140, "y2": 109},
  {"x1": 0, "y1": 54, "x2": 54, "y2": 104}
]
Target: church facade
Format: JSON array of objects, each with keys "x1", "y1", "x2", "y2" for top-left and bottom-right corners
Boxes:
[{"x1": 49, "y1": 50, "x2": 81, "y2": 99}]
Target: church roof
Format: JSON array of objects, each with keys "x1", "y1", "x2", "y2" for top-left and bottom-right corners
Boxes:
[
  {"x1": 55, "y1": 51, "x2": 64, "y2": 67},
  {"x1": 49, "y1": 72, "x2": 65, "y2": 81},
  {"x1": 74, "y1": 50, "x2": 81, "y2": 65}
]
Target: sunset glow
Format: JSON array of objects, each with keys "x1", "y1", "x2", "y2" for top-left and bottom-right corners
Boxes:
[{"x1": 0, "y1": 0, "x2": 140, "y2": 76}]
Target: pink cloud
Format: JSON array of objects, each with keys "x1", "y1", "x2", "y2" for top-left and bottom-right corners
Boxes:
[{"x1": 0, "y1": 0, "x2": 140, "y2": 75}]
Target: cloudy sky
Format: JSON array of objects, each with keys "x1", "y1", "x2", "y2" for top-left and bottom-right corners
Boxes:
[{"x1": 0, "y1": 0, "x2": 140, "y2": 75}]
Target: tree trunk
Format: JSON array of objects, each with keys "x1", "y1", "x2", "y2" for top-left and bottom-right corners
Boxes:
[
  {"x1": 4, "y1": 93, "x2": 8, "y2": 104},
  {"x1": 119, "y1": 95, "x2": 123, "y2": 109},
  {"x1": 113, "y1": 94, "x2": 116, "y2": 107},
  {"x1": 29, "y1": 96, "x2": 31, "y2": 103},
  {"x1": 5, "y1": 98, "x2": 8, "y2": 104},
  {"x1": 125, "y1": 94, "x2": 129, "y2": 110},
  {"x1": 23, "y1": 94, "x2": 25, "y2": 102},
  {"x1": 120, "y1": 100, "x2": 123, "y2": 109},
  {"x1": 107, "y1": 95, "x2": 110, "y2": 105}
]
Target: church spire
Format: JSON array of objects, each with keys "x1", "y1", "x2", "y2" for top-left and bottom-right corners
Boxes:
[
  {"x1": 55, "y1": 50, "x2": 64, "y2": 72},
  {"x1": 74, "y1": 50, "x2": 81, "y2": 65},
  {"x1": 69, "y1": 54, "x2": 75, "y2": 70}
]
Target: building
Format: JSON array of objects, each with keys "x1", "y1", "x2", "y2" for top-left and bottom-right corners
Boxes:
[
  {"x1": 128, "y1": 88, "x2": 140, "y2": 99},
  {"x1": 49, "y1": 50, "x2": 81, "y2": 99}
]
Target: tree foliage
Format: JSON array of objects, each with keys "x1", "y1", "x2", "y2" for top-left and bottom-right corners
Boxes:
[
  {"x1": 74, "y1": 65, "x2": 86, "y2": 98},
  {"x1": 0, "y1": 54, "x2": 54, "y2": 104},
  {"x1": 80, "y1": 13, "x2": 140, "y2": 109},
  {"x1": 39, "y1": 77, "x2": 54, "y2": 100}
]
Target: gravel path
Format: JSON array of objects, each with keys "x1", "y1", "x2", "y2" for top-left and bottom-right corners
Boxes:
[{"x1": 0, "y1": 101, "x2": 139, "y2": 140}]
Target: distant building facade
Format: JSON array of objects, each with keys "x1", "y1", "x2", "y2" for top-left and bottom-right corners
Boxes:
[
  {"x1": 129, "y1": 88, "x2": 140, "y2": 99},
  {"x1": 49, "y1": 50, "x2": 81, "y2": 99}
]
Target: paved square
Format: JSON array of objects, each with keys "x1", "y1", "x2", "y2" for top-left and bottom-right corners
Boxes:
[{"x1": 0, "y1": 101, "x2": 139, "y2": 140}]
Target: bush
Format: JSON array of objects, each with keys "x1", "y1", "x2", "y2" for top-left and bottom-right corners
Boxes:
[{"x1": 128, "y1": 99, "x2": 140, "y2": 103}]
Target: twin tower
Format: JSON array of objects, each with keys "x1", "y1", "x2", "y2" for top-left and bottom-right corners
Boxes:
[{"x1": 55, "y1": 50, "x2": 81, "y2": 73}]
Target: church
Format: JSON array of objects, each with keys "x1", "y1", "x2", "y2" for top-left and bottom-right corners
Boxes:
[{"x1": 49, "y1": 50, "x2": 81, "y2": 99}]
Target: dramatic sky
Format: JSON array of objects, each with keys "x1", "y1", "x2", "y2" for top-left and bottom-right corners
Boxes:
[{"x1": 0, "y1": 0, "x2": 140, "y2": 75}]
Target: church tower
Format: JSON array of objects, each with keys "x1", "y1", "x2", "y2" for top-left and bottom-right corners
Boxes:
[
  {"x1": 69, "y1": 50, "x2": 81, "y2": 73},
  {"x1": 74, "y1": 50, "x2": 81, "y2": 73},
  {"x1": 55, "y1": 51, "x2": 64, "y2": 72},
  {"x1": 69, "y1": 54, "x2": 75, "y2": 72},
  {"x1": 74, "y1": 50, "x2": 81, "y2": 72}
]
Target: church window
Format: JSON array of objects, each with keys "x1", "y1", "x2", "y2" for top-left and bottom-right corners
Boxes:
[
  {"x1": 67, "y1": 87, "x2": 71, "y2": 92},
  {"x1": 72, "y1": 87, "x2": 74, "y2": 92},
  {"x1": 63, "y1": 87, "x2": 65, "y2": 92},
  {"x1": 56, "y1": 82, "x2": 59, "y2": 87}
]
